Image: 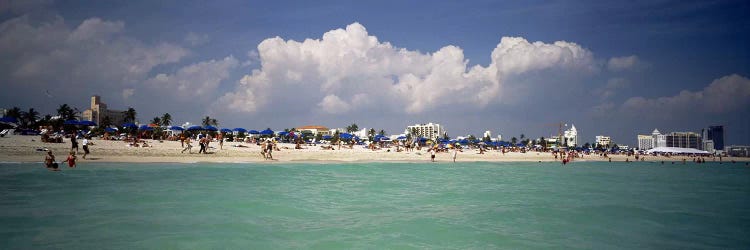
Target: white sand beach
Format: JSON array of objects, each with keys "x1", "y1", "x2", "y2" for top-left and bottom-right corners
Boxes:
[{"x1": 1, "y1": 135, "x2": 747, "y2": 165}]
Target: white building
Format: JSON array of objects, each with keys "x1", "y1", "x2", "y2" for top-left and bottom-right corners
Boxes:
[
  {"x1": 637, "y1": 134, "x2": 654, "y2": 150},
  {"x1": 652, "y1": 129, "x2": 667, "y2": 148},
  {"x1": 483, "y1": 130, "x2": 492, "y2": 139},
  {"x1": 405, "y1": 123, "x2": 445, "y2": 140},
  {"x1": 595, "y1": 135, "x2": 611, "y2": 148},
  {"x1": 563, "y1": 124, "x2": 579, "y2": 147}
]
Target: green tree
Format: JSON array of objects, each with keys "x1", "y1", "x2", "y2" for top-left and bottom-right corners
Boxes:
[
  {"x1": 540, "y1": 136, "x2": 547, "y2": 149},
  {"x1": 151, "y1": 117, "x2": 161, "y2": 125},
  {"x1": 346, "y1": 123, "x2": 359, "y2": 133},
  {"x1": 57, "y1": 104, "x2": 76, "y2": 121},
  {"x1": 583, "y1": 142, "x2": 591, "y2": 149},
  {"x1": 378, "y1": 129, "x2": 386, "y2": 136},
  {"x1": 467, "y1": 135, "x2": 477, "y2": 142},
  {"x1": 511, "y1": 137, "x2": 517, "y2": 145},
  {"x1": 202, "y1": 116, "x2": 218, "y2": 127},
  {"x1": 21, "y1": 108, "x2": 39, "y2": 128},
  {"x1": 123, "y1": 107, "x2": 137, "y2": 123},
  {"x1": 443, "y1": 132, "x2": 449, "y2": 140},
  {"x1": 160, "y1": 113, "x2": 172, "y2": 126},
  {"x1": 5, "y1": 107, "x2": 22, "y2": 119},
  {"x1": 520, "y1": 134, "x2": 525, "y2": 141},
  {"x1": 368, "y1": 128, "x2": 376, "y2": 141}
]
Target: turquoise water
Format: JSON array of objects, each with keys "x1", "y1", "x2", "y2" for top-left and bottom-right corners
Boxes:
[{"x1": 1, "y1": 161, "x2": 749, "y2": 249}]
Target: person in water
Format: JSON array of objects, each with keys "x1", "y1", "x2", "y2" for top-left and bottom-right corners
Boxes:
[
  {"x1": 45, "y1": 151, "x2": 59, "y2": 171},
  {"x1": 66, "y1": 151, "x2": 77, "y2": 168}
]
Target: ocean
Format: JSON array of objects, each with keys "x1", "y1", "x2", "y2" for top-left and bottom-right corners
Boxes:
[{"x1": 1, "y1": 161, "x2": 748, "y2": 249}]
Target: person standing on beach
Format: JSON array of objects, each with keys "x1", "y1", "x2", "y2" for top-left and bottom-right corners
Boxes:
[
  {"x1": 70, "y1": 132, "x2": 79, "y2": 153},
  {"x1": 452, "y1": 148, "x2": 458, "y2": 163},
  {"x1": 82, "y1": 137, "x2": 91, "y2": 159},
  {"x1": 182, "y1": 137, "x2": 193, "y2": 153},
  {"x1": 430, "y1": 148, "x2": 436, "y2": 162},
  {"x1": 180, "y1": 133, "x2": 186, "y2": 148},
  {"x1": 218, "y1": 133, "x2": 223, "y2": 150},
  {"x1": 266, "y1": 139, "x2": 274, "y2": 160},
  {"x1": 198, "y1": 137, "x2": 207, "y2": 154}
]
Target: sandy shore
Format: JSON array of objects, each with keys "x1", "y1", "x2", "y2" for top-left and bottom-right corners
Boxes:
[{"x1": 1, "y1": 135, "x2": 748, "y2": 164}]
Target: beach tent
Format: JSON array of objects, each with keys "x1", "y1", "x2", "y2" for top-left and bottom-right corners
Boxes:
[
  {"x1": 186, "y1": 125, "x2": 203, "y2": 131},
  {"x1": 646, "y1": 147, "x2": 709, "y2": 154},
  {"x1": 169, "y1": 126, "x2": 184, "y2": 131}
]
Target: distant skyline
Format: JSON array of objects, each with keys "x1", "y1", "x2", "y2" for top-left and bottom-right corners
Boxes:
[{"x1": 1, "y1": 0, "x2": 749, "y2": 146}]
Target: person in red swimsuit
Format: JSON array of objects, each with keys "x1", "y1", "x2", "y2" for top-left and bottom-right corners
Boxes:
[{"x1": 66, "y1": 151, "x2": 77, "y2": 168}]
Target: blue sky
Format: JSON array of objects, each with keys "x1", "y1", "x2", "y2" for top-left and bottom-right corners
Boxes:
[{"x1": 1, "y1": 0, "x2": 749, "y2": 146}]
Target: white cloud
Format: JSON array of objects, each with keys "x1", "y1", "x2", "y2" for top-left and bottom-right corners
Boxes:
[
  {"x1": 184, "y1": 32, "x2": 210, "y2": 46},
  {"x1": 607, "y1": 55, "x2": 640, "y2": 71},
  {"x1": 144, "y1": 56, "x2": 239, "y2": 97},
  {"x1": 122, "y1": 88, "x2": 135, "y2": 99},
  {"x1": 596, "y1": 78, "x2": 630, "y2": 100},
  {"x1": 621, "y1": 74, "x2": 750, "y2": 114},
  {"x1": 218, "y1": 22, "x2": 596, "y2": 115}
]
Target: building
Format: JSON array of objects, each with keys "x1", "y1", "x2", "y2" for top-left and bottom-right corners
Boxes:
[
  {"x1": 702, "y1": 126, "x2": 724, "y2": 153},
  {"x1": 595, "y1": 135, "x2": 611, "y2": 148},
  {"x1": 637, "y1": 134, "x2": 654, "y2": 150},
  {"x1": 82, "y1": 95, "x2": 126, "y2": 126},
  {"x1": 405, "y1": 123, "x2": 445, "y2": 140},
  {"x1": 295, "y1": 125, "x2": 330, "y2": 136},
  {"x1": 563, "y1": 124, "x2": 579, "y2": 147},
  {"x1": 483, "y1": 131, "x2": 492, "y2": 140},
  {"x1": 665, "y1": 132, "x2": 702, "y2": 149},
  {"x1": 652, "y1": 129, "x2": 667, "y2": 148},
  {"x1": 725, "y1": 145, "x2": 749, "y2": 157}
]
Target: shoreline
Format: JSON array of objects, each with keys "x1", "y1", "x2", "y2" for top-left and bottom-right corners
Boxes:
[{"x1": 1, "y1": 135, "x2": 748, "y2": 165}]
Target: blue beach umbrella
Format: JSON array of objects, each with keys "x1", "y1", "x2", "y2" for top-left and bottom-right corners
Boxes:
[
  {"x1": 138, "y1": 125, "x2": 153, "y2": 131},
  {"x1": 220, "y1": 128, "x2": 232, "y2": 133},
  {"x1": 232, "y1": 128, "x2": 247, "y2": 133},
  {"x1": 259, "y1": 129, "x2": 274, "y2": 135},
  {"x1": 169, "y1": 126, "x2": 184, "y2": 131},
  {"x1": 204, "y1": 126, "x2": 218, "y2": 131},
  {"x1": 121, "y1": 123, "x2": 137, "y2": 129},
  {"x1": 187, "y1": 125, "x2": 203, "y2": 131},
  {"x1": 104, "y1": 127, "x2": 118, "y2": 133},
  {"x1": 248, "y1": 130, "x2": 259, "y2": 134},
  {"x1": 322, "y1": 135, "x2": 332, "y2": 140},
  {"x1": 0, "y1": 117, "x2": 18, "y2": 123},
  {"x1": 278, "y1": 131, "x2": 289, "y2": 136},
  {"x1": 339, "y1": 133, "x2": 353, "y2": 139},
  {"x1": 78, "y1": 120, "x2": 97, "y2": 126},
  {"x1": 63, "y1": 120, "x2": 79, "y2": 125}
]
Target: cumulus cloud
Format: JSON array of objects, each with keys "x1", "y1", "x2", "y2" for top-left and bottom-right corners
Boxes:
[
  {"x1": 621, "y1": 74, "x2": 750, "y2": 115},
  {"x1": 607, "y1": 55, "x2": 641, "y2": 71},
  {"x1": 122, "y1": 88, "x2": 135, "y2": 99},
  {"x1": 217, "y1": 22, "x2": 596, "y2": 115},
  {"x1": 144, "y1": 56, "x2": 239, "y2": 97}
]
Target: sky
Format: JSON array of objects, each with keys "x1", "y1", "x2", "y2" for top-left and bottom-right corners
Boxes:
[{"x1": 1, "y1": 0, "x2": 749, "y2": 146}]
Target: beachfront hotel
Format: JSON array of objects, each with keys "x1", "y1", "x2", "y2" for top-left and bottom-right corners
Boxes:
[
  {"x1": 638, "y1": 134, "x2": 654, "y2": 150},
  {"x1": 563, "y1": 124, "x2": 579, "y2": 147},
  {"x1": 405, "y1": 123, "x2": 445, "y2": 140},
  {"x1": 295, "y1": 125, "x2": 331, "y2": 136},
  {"x1": 595, "y1": 135, "x2": 611, "y2": 148},
  {"x1": 82, "y1": 95, "x2": 127, "y2": 126}
]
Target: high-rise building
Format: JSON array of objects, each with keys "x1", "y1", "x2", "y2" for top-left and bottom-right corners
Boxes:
[
  {"x1": 405, "y1": 123, "x2": 445, "y2": 140},
  {"x1": 82, "y1": 95, "x2": 127, "y2": 126},
  {"x1": 563, "y1": 124, "x2": 579, "y2": 147},
  {"x1": 637, "y1": 135, "x2": 654, "y2": 150},
  {"x1": 652, "y1": 129, "x2": 666, "y2": 148},
  {"x1": 702, "y1": 126, "x2": 724, "y2": 152},
  {"x1": 665, "y1": 132, "x2": 702, "y2": 149}
]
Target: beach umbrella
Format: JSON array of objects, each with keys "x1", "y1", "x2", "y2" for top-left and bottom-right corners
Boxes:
[
  {"x1": 248, "y1": 130, "x2": 260, "y2": 134},
  {"x1": 259, "y1": 129, "x2": 274, "y2": 135},
  {"x1": 278, "y1": 131, "x2": 289, "y2": 136},
  {"x1": 220, "y1": 128, "x2": 232, "y2": 133},
  {"x1": 78, "y1": 120, "x2": 97, "y2": 126},
  {"x1": 232, "y1": 128, "x2": 247, "y2": 133},
  {"x1": 187, "y1": 125, "x2": 203, "y2": 131},
  {"x1": 0, "y1": 117, "x2": 18, "y2": 123},
  {"x1": 204, "y1": 125, "x2": 218, "y2": 131},
  {"x1": 63, "y1": 120, "x2": 79, "y2": 125},
  {"x1": 339, "y1": 133, "x2": 353, "y2": 139},
  {"x1": 121, "y1": 123, "x2": 138, "y2": 129},
  {"x1": 322, "y1": 135, "x2": 332, "y2": 140},
  {"x1": 396, "y1": 136, "x2": 407, "y2": 140},
  {"x1": 104, "y1": 127, "x2": 118, "y2": 133},
  {"x1": 169, "y1": 126, "x2": 184, "y2": 131},
  {"x1": 138, "y1": 125, "x2": 153, "y2": 131}
]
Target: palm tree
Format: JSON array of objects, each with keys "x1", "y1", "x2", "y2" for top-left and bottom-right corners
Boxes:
[
  {"x1": 540, "y1": 136, "x2": 547, "y2": 149},
  {"x1": 346, "y1": 123, "x2": 359, "y2": 133},
  {"x1": 511, "y1": 137, "x2": 517, "y2": 145},
  {"x1": 123, "y1": 107, "x2": 137, "y2": 123},
  {"x1": 368, "y1": 128, "x2": 376, "y2": 141},
  {"x1": 160, "y1": 113, "x2": 172, "y2": 126},
  {"x1": 520, "y1": 134, "x2": 525, "y2": 142},
  {"x1": 151, "y1": 117, "x2": 161, "y2": 125},
  {"x1": 21, "y1": 108, "x2": 39, "y2": 128},
  {"x1": 57, "y1": 104, "x2": 76, "y2": 121},
  {"x1": 202, "y1": 116, "x2": 218, "y2": 127},
  {"x1": 101, "y1": 116, "x2": 112, "y2": 128},
  {"x1": 378, "y1": 129, "x2": 386, "y2": 136},
  {"x1": 5, "y1": 107, "x2": 22, "y2": 119}
]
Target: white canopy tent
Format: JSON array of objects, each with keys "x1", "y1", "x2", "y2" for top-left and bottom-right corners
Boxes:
[{"x1": 646, "y1": 147, "x2": 709, "y2": 154}]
